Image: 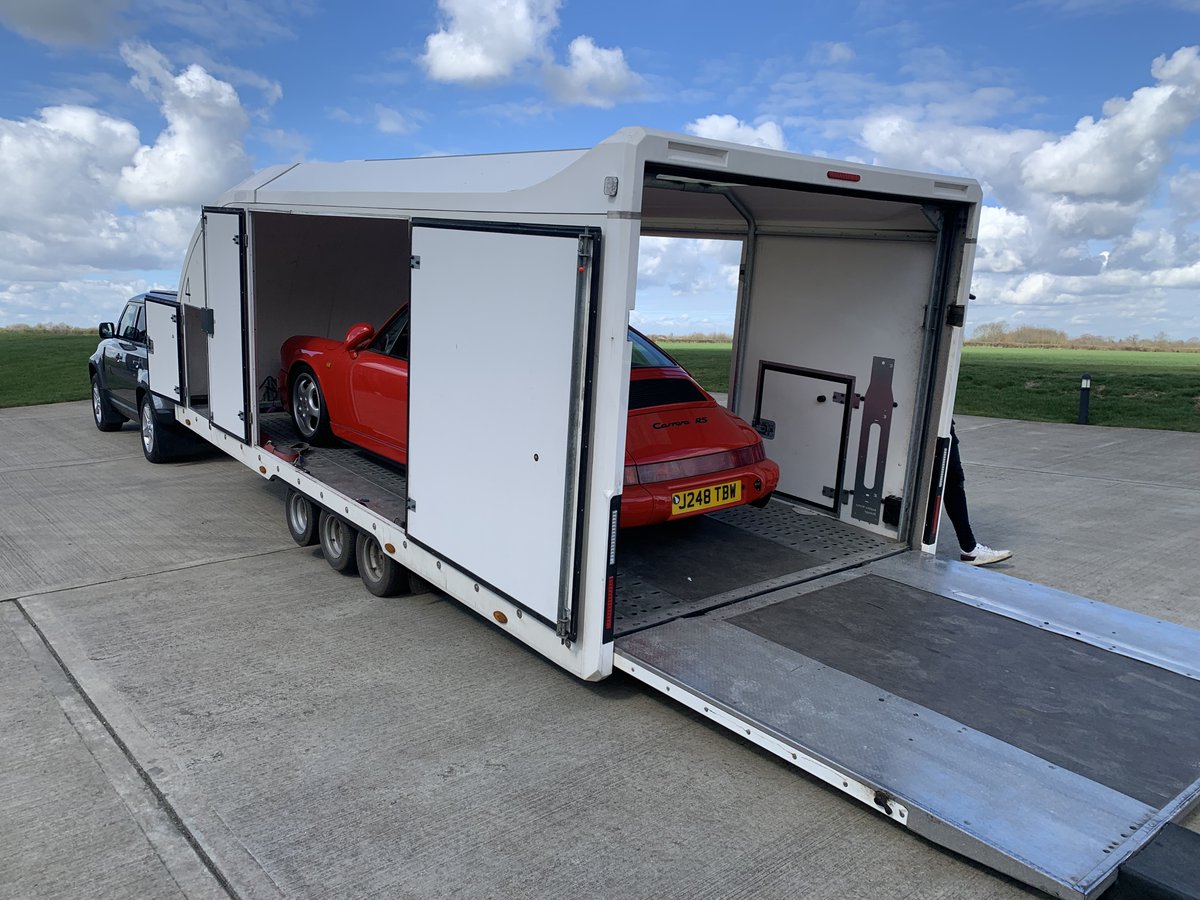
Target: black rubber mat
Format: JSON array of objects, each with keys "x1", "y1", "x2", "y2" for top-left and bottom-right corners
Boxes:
[
  {"x1": 618, "y1": 516, "x2": 822, "y2": 602},
  {"x1": 729, "y1": 574, "x2": 1200, "y2": 808}
]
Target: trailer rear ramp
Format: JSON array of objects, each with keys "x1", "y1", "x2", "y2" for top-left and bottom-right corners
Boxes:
[{"x1": 614, "y1": 553, "x2": 1200, "y2": 899}]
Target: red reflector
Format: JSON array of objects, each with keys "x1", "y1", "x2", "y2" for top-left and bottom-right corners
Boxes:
[
  {"x1": 827, "y1": 170, "x2": 861, "y2": 182},
  {"x1": 605, "y1": 576, "x2": 615, "y2": 630}
]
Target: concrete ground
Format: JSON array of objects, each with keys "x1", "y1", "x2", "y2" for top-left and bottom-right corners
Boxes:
[{"x1": 2, "y1": 401, "x2": 1198, "y2": 900}]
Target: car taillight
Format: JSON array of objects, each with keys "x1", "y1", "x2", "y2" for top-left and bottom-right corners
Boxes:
[
  {"x1": 624, "y1": 465, "x2": 639, "y2": 485},
  {"x1": 635, "y1": 440, "x2": 765, "y2": 484}
]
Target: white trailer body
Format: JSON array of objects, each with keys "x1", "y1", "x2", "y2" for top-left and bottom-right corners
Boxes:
[{"x1": 155, "y1": 128, "x2": 1200, "y2": 899}]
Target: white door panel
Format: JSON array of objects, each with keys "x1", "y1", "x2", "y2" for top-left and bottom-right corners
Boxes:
[
  {"x1": 407, "y1": 225, "x2": 588, "y2": 629},
  {"x1": 203, "y1": 209, "x2": 248, "y2": 440},
  {"x1": 145, "y1": 298, "x2": 181, "y2": 403}
]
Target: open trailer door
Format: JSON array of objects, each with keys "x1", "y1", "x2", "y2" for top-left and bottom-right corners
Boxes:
[
  {"x1": 405, "y1": 222, "x2": 598, "y2": 640},
  {"x1": 202, "y1": 207, "x2": 250, "y2": 442},
  {"x1": 144, "y1": 294, "x2": 182, "y2": 404}
]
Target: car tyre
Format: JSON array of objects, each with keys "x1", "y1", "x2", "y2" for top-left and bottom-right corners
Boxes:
[
  {"x1": 285, "y1": 489, "x2": 320, "y2": 546},
  {"x1": 291, "y1": 366, "x2": 332, "y2": 444},
  {"x1": 318, "y1": 509, "x2": 358, "y2": 573},
  {"x1": 139, "y1": 394, "x2": 176, "y2": 463},
  {"x1": 92, "y1": 375, "x2": 125, "y2": 432},
  {"x1": 356, "y1": 533, "x2": 406, "y2": 597}
]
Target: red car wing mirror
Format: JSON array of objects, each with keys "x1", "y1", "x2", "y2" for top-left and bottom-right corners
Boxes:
[{"x1": 343, "y1": 323, "x2": 375, "y2": 351}]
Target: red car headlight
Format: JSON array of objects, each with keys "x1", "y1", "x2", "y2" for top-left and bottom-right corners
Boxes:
[{"x1": 634, "y1": 441, "x2": 765, "y2": 485}]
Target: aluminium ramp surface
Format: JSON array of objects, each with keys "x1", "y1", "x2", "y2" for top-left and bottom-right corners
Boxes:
[{"x1": 614, "y1": 553, "x2": 1200, "y2": 899}]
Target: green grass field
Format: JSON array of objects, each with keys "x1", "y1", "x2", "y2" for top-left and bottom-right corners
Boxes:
[
  {"x1": 3, "y1": 333, "x2": 1199, "y2": 432},
  {"x1": 954, "y1": 346, "x2": 1200, "y2": 432},
  {"x1": 0, "y1": 332, "x2": 98, "y2": 409}
]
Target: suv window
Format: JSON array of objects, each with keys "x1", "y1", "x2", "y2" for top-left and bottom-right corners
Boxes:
[{"x1": 117, "y1": 303, "x2": 144, "y2": 342}]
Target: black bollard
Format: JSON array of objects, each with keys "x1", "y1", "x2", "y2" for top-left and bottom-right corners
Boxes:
[{"x1": 1078, "y1": 373, "x2": 1091, "y2": 425}]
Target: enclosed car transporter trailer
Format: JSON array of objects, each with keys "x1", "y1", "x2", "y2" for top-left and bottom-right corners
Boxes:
[{"x1": 144, "y1": 128, "x2": 1200, "y2": 899}]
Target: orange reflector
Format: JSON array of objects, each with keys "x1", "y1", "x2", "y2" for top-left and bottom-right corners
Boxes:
[
  {"x1": 493, "y1": 611, "x2": 509, "y2": 625},
  {"x1": 258, "y1": 466, "x2": 267, "y2": 474},
  {"x1": 827, "y1": 170, "x2": 861, "y2": 182},
  {"x1": 384, "y1": 543, "x2": 395, "y2": 554}
]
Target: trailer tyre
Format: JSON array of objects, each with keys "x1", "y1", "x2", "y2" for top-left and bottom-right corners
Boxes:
[
  {"x1": 318, "y1": 510, "x2": 358, "y2": 573},
  {"x1": 285, "y1": 489, "x2": 319, "y2": 546},
  {"x1": 356, "y1": 534, "x2": 406, "y2": 597},
  {"x1": 291, "y1": 367, "x2": 332, "y2": 444},
  {"x1": 92, "y1": 376, "x2": 125, "y2": 431}
]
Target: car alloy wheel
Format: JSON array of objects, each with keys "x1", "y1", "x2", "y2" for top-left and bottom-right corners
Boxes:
[
  {"x1": 141, "y1": 401, "x2": 156, "y2": 455},
  {"x1": 293, "y1": 372, "x2": 323, "y2": 438},
  {"x1": 92, "y1": 383, "x2": 103, "y2": 424}
]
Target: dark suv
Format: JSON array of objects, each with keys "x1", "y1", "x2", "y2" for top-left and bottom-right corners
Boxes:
[{"x1": 89, "y1": 291, "x2": 185, "y2": 462}]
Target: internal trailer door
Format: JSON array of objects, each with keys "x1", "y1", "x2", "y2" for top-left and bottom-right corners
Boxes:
[
  {"x1": 406, "y1": 222, "x2": 597, "y2": 639},
  {"x1": 144, "y1": 295, "x2": 182, "y2": 404}
]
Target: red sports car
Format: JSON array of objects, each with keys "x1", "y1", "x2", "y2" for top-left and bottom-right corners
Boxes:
[{"x1": 279, "y1": 309, "x2": 778, "y2": 527}]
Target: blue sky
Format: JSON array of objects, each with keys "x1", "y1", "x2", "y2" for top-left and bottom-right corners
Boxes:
[{"x1": 2, "y1": 0, "x2": 1199, "y2": 339}]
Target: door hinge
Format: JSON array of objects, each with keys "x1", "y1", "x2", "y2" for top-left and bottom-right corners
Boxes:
[
  {"x1": 823, "y1": 486, "x2": 853, "y2": 504},
  {"x1": 173, "y1": 386, "x2": 180, "y2": 395},
  {"x1": 577, "y1": 236, "x2": 593, "y2": 258},
  {"x1": 406, "y1": 497, "x2": 417, "y2": 511},
  {"x1": 832, "y1": 391, "x2": 862, "y2": 409},
  {"x1": 753, "y1": 418, "x2": 776, "y2": 439},
  {"x1": 147, "y1": 338, "x2": 154, "y2": 353},
  {"x1": 233, "y1": 234, "x2": 241, "y2": 245},
  {"x1": 199, "y1": 307, "x2": 215, "y2": 336},
  {"x1": 410, "y1": 255, "x2": 421, "y2": 270},
  {"x1": 946, "y1": 304, "x2": 966, "y2": 328},
  {"x1": 170, "y1": 313, "x2": 177, "y2": 323}
]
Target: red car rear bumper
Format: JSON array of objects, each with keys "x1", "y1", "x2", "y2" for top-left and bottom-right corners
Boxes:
[{"x1": 620, "y1": 459, "x2": 780, "y2": 528}]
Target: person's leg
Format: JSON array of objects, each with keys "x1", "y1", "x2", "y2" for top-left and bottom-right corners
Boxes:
[{"x1": 943, "y1": 422, "x2": 976, "y2": 552}]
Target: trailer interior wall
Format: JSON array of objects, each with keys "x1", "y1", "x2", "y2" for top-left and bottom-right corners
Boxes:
[
  {"x1": 250, "y1": 212, "x2": 411, "y2": 393},
  {"x1": 638, "y1": 176, "x2": 961, "y2": 541},
  {"x1": 737, "y1": 234, "x2": 937, "y2": 536}
]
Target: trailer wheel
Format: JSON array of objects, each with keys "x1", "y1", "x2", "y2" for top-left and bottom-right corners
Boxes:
[
  {"x1": 291, "y1": 367, "x2": 331, "y2": 444},
  {"x1": 356, "y1": 534, "x2": 406, "y2": 597},
  {"x1": 92, "y1": 376, "x2": 125, "y2": 432},
  {"x1": 318, "y1": 510, "x2": 358, "y2": 573},
  {"x1": 285, "y1": 489, "x2": 319, "y2": 546}
]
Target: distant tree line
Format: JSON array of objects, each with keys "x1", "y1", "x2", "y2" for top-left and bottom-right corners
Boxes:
[
  {"x1": 646, "y1": 331, "x2": 734, "y2": 343},
  {"x1": 0, "y1": 323, "x2": 94, "y2": 334},
  {"x1": 968, "y1": 321, "x2": 1200, "y2": 352}
]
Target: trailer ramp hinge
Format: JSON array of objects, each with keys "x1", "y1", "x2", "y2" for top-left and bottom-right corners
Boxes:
[
  {"x1": 753, "y1": 418, "x2": 775, "y2": 439},
  {"x1": 410, "y1": 255, "x2": 421, "y2": 270},
  {"x1": 832, "y1": 392, "x2": 862, "y2": 409},
  {"x1": 406, "y1": 497, "x2": 416, "y2": 512},
  {"x1": 946, "y1": 304, "x2": 966, "y2": 328}
]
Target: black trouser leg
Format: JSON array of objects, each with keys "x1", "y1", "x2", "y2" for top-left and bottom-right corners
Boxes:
[{"x1": 944, "y1": 423, "x2": 976, "y2": 552}]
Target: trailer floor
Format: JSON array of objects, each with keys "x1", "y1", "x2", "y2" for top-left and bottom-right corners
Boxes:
[
  {"x1": 614, "y1": 500, "x2": 901, "y2": 635},
  {"x1": 259, "y1": 412, "x2": 409, "y2": 524}
]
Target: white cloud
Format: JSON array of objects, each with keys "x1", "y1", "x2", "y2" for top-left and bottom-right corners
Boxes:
[
  {"x1": 0, "y1": 0, "x2": 128, "y2": 46},
  {"x1": 685, "y1": 114, "x2": 786, "y2": 150},
  {"x1": 544, "y1": 36, "x2": 641, "y2": 108},
  {"x1": 975, "y1": 206, "x2": 1035, "y2": 273},
  {"x1": 808, "y1": 41, "x2": 855, "y2": 65},
  {"x1": 421, "y1": 0, "x2": 558, "y2": 83},
  {"x1": 374, "y1": 104, "x2": 415, "y2": 135},
  {"x1": 117, "y1": 41, "x2": 252, "y2": 207},
  {"x1": 1022, "y1": 47, "x2": 1200, "y2": 203},
  {"x1": 0, "y1": 43, "x2": 250, "y2": 327},
  {"x1": 419, "y1": 0, "x2": 643, "y2": 107}
]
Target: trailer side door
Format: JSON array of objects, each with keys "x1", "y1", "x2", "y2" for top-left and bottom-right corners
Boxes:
[
  {"x1": 406, "y1": 222, "x2": 596, "y2": 639},
  {"x1": 202, "y1": 208, "x2": 249, "y2": 442}
]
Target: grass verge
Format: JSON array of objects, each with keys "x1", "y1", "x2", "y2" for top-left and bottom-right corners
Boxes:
[{"x1": 0, "y1": 332, "x2": 98, "y2": 408}]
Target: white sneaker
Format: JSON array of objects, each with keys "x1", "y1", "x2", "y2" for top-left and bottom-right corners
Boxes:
[{"x1": 961, "y1": 543, "x2": 1012, "y2": 566}]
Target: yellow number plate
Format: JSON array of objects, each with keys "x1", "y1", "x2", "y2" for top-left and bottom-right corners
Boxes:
[{"x1": 671, "y1": 479, "x2": 742, "y2": 516}]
